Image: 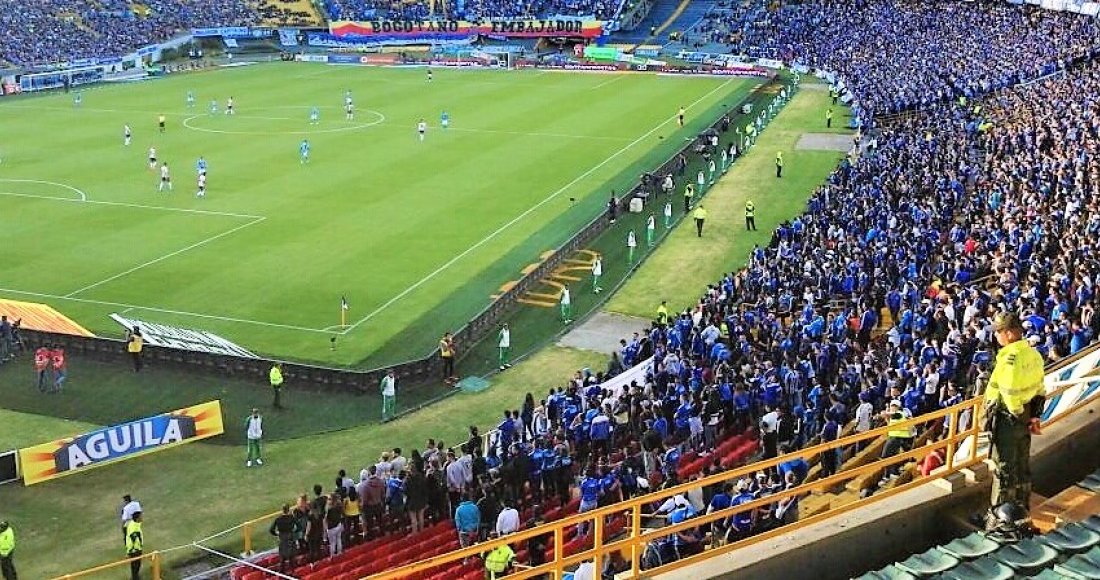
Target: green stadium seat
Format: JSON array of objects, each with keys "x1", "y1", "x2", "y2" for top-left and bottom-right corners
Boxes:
[
  {"x1": 1080, "y1": 470, "x2": 1100, "y2": 493},
  {"x1": 1041, "y1": 522, "x2": 1100, "y2": 555},
  {"x1": 1030, "y1": 569, "x2": 1072, "y2": 580},
  {"x1": 1052, "y1": 546, "x2": 1100, "y2": 580},
  {"x1": 852, "y1": 564, "x2": 918, "y2": 580},
  {"x1": 935, "y1": 555, "x2": 1014, "y2": 580},
  {"x1": 990, "y1": 537, "x2": 1058, "y2": 574},
  {"x1": 1083, "y1": 516, "x2": 1100, "y2": 535},
  {"x1": 938, "y1": 533, "x2": 1000, "y2": 560},
  {"x1": 895, "y1": 547, "x2": 960, "y2": 577}
]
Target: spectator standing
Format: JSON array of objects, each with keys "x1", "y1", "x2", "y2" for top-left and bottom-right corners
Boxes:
[
  {"x1": 775, "y1": 152, "x2": 783, "y2": 178},
  {"x1": 269, "y1": 363, "x2": 284, "y2": 409},
  {"x1": 245, "y1": 409, "x2": 263, "y2": 467},
  {"x1": 440, "y1": 332, "x2": 457, "y2": 384},
  {"x1": 592, "y1": 254, "x2": 603, "y2": 294},
  {"x1": 120, "y1": 495, "x2": 142, "y2": 541},
  {"x1": 357, "y1": 466, "x2": 385, "y2": 539},
  {"x1": 454, "y1": 494, "x2": 481, "y2": 549},
  {"x1": 126, "y1": 326, "x2": 144, "y2": 373},
  {"x1": 33, "y1": 345, "x2": 50, "y2": 393},
  {"x1": 0, "y1": 317, "x2": 12, "y2": 362},
  {"x1": 269, "y1": 504, "x2": 298, "y2": 573},
  {"x1": 50, "y1": 345, "x2": 66, "y2": 393},
  {"x1": 498, "y1": 324, "x2": 512, "y2": 371},
  {"x1": 405, "y1": 464, "x2": 429, "y2": 534},
  {"x1": 495, "y1": 497, "x2": 520, "y2": 536},
  {"x1": 325, "y1": 493, "x2": 344, "y2": 556},
  {"x1": 380, "y1": 369, "x2": 397, "y2": 422},
  {"x1": 0, "y1": 521, "x2": 15, "y2": 580}
]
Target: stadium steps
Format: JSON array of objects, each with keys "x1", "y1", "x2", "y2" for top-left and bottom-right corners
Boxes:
[
  {"x1": 1034, "y1": 471, "x2": 1100, "y2": 532},
  {"x1": 656, "y1": 0, "x2": 715, "y2": 45},
  {"x1": 612, "y1": 0, "x2": 683, "y2": 43}
]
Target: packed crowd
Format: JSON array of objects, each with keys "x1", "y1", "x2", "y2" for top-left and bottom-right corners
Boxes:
[
  {"x1": 323, "y1": 0, "x2": 618, "y2": 22},
  {"x1": 0, "y1": 0, "x2": 257, "y2": 66},
  {"x1": 684, "y1": 0, "x2": 1100, "y2": 123}
]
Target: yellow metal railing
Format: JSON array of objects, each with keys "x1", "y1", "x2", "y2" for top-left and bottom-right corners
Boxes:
[
  {"x1": 372, "y1": 370, "x2": 1100, "y2": 580},
  {"x1": 54, "y1": 342, "x2": 1100, "y2": 580}
]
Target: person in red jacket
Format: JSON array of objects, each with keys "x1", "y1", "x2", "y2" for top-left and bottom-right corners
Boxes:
[
  {"x1": 50, "y1": 345, "x2": 66, "y2": 393},
  {"x1": 34, "y1": 346, "x2": 51, "y2": 393}
]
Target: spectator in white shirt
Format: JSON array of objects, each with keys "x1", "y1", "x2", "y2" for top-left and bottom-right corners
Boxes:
[
  {"x1": 495, "y1": 499, "x2": 520, "y2": 536},
  {"x1": 390, "y1": 448, "x2": 408, "y2": 474},
  {"x1": 120, "y1": 495, "x2": 142, "y2": 540}
]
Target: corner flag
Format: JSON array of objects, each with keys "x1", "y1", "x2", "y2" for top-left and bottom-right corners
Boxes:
[{"x1": 341, "y1": 295, "x2": 349, "y2": 327}]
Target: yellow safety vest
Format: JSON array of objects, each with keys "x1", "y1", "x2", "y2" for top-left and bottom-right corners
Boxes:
[
  {"x1": 985, "y1": 339, "x2": 1044, "y2": 416},
  {"x1": 269, "y1": 366, "x2": 283, "y2": 388},
  {"x1": 128, "y1": 334, "x2": 143, "y2": 354},
  {"x1": 0, "y1": 526, "x2": 14, "y2": 557},
  {"x1": 775, "y1": 154, "x2": 783, "y2": 167},
  {"x1": 746, "y1": 202, "x2": 755, "y2": 217},
  {"x1": 656, "y1": 304, "x2": 669, "y2": 323},
  {"x1": 125, "y1": 521, "x2": 143, "y2": 554},
  {"x1": 887, "y1": 414, "x2": 910, "y2": 439},
  {"x1": 693, "y1": 207, "x2": 708, "y2": 220},
  {"x1": 485, "y1": 544, "x2": 514, "y2": 573}
]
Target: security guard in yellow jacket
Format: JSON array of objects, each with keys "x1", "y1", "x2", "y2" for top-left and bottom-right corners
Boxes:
[
  {"x1": 485, "y1": 542, "x2": 515, "y2": 579},
  {"x1": 0, "y1": 521, "x2": 15, "y2": 580},
  {"x1": 125, "y1": 512, "x2": 144, "y2": 580},
  {"x1": 983, "y1": 312, "x2": 1044, "y2": 514},
  {"x1": 269, "y1": 363, "x2": 285, "y2": 409}
]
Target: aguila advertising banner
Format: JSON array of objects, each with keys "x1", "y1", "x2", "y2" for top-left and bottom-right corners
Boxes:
[
  {"x1": 19, "y1": 400, "x2": 225, "y2": 486},
  {"x1": 330, "y1": 19, "x2": 604, "y2": 40}
]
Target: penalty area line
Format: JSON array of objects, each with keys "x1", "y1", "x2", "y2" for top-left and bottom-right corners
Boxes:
[{"x1": 340, "y1": 78, "x2": 735, "y2": 334}]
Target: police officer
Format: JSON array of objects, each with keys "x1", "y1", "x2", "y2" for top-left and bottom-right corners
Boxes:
[
  {"x1": 775, "y1": 151, "x2": 784, "y2": 178},
  {"x1": 745, "y1": 200, "x2": 756, "y2": 231},
  {"x1": 0, "y1": 521, "x2": 15, "y2": 580},
  {"x1": 125, "y1": 512, "x2": 143, "y2": 580},
  {"x1": 983, "y1": 312, "x2": 1044, "y2": 520},
  {"x1": 269, "y1": 362, "x2": 285, "y2": 409},
  {"x1": 826, "y1": 108, "x2": 833, "y2": 129}
]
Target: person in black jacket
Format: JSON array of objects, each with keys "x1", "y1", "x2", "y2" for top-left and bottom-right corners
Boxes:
[{"x1": 269, "y1": 504, "x2": 299, "y2": 573}]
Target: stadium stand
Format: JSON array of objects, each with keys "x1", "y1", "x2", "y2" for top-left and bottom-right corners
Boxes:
[
  {"x1": 666, "y1": 0, "x2": 1100, "y2": 122},
  {"x1": 0, "y1": 0, "x2": 259, "y2": 67},
  {"x1": 322, "y1": 0, "x2": 622, "y2": 22},
  {"x1": 254, "y1": 0, "x2": 324, "y2": 26}
]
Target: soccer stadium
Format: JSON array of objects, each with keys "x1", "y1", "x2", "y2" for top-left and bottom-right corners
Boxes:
[{"x1": 2, "y1": 0, "x2": 1100, "y2": 578}]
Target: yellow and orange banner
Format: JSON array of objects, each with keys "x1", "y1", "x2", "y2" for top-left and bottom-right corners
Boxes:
[
  {"x1": 0, "y1": 298, "x2": 94, "y2": 337},
  {"x1": 20, "y1": 400, "x2": 225, "y2": 486}
]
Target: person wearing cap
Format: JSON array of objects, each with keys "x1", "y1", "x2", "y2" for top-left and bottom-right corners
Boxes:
[
  {"x1": 879, "y1": 400, "x2": 913, "y2": 481},
  {"x1": 983, "y1": 311, "x2": 1045, "y2": 519},
  {"x1": 0, "y1": 521, "x2": 15, "y2": 580}
]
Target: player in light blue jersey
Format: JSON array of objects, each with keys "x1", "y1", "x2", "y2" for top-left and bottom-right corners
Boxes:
[
  {"x1": 196, "y1": 156, "x2": 208, "y2": 176},
  {"x1": 310, "y1": 107, "x2": 320, "y2": 125},
  {"x1": 73, "y1": 91, "x2": 82, "y2": 107},
  {"x1": 441, "y1": 111, "x2": 449, "y2": 129},
  {"x1": 187, "y1": 91, "x2": 195, "y2": 108},
  {"x1": 299, "y1": 139, "x2": 310, "y2": 164},
  {"x1": 209, "y1": 99, "x2": 218, "y2": 115}
]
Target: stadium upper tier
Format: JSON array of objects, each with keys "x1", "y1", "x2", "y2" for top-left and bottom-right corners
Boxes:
[
  {"x1": 0, "y1": 0, "x2": 257, "y2": 67},
  {"x1": 322, "y1": 0, "x2": 619, "y2": 22}
]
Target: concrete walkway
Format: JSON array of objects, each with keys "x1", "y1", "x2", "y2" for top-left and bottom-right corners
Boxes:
[
  {"x1": 796, "y1": 132, "x2": 854, "y2": 152},
  {"x1": 557, "y1": 311, "x2": 651, "y2": 354}
]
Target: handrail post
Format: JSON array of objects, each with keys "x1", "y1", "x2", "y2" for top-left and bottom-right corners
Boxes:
[
  {"x1": 554, "y1": 525, "x2": 564, "y2": 580},
  {"x1": 243, "y1": 521, "x2": 253, "y2": 556},
  {"x1": 152, "y1": 551, "x2": 161, "y2": 580},
  {"x1": 593, "y1": 513, "x2": 604, "y2": 577},
  {"x1": 630, "y1": 504, "x2": 642, "y2": 575},
  {"x1": 945, "y1": 407, "x2": 959, "y2": 470}
]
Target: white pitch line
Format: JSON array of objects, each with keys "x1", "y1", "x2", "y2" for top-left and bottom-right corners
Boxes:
[
  {"x1": 428, "y1": 125, "x2": 630, "y2": 141},
  {"x1": 0, "y1": 178, "x2": 87, "y2": 201},
  {"x1": 341, "y1": 78, "x2": 735, "y2": 334},
  {"x1": 0, "y1": 191, "x2": 264, "y2": 219},
  {"x1": 590, "y1": 75, "x2": 628, "y2": 90},
  {"x1": 64, "y1": 216, "x2": 266, "y2": 298},
  {"x1": 0, "y1": 286, "x2": 331, "y2": 334}
]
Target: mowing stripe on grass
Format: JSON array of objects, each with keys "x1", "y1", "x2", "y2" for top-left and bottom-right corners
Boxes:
[
  {"x1": 340, "y1": 78, "x2": 737, "y2": 334},
  {"x1": 0, "y1": 189, "x2": 264, "y2": 219},
  {"x1": 64, "y1": 216, "x2": 266, "y2": 298}
]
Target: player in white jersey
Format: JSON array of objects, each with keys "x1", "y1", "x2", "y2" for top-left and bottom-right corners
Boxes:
[
  {"x1": 148, "y1": 147, "x2": 157, "y2": 170},
  {"x1": 417, "y1": 119, "x2": 427, "y2": 142},
  {"x1": 225, "y1": 97, "x2": 235, "y2": 115},
  {"x1": 346, "y1": 102, "x2": 354, "y2": 120},
  {"x1": 427, "y1": 68, "x2": 433, "y2": 82},
  {"x1": 197, "y1": 172, "x2": 207, "y2": 198},
  {"x1": 158, "y1": 163, "x2": 173, "y2": 192},
  {"x1": 124, "y1": 124, "x2": 132, "y2": 147}
]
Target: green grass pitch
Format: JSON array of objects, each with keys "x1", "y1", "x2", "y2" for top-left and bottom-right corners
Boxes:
[{"x1": 0, "y1": 63, "x2": 754, "y2": 368}]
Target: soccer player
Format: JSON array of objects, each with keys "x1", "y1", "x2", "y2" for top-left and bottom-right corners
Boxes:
[
  {"x1": 441, "y1": 110, "x2": 450, "y2": 129},
  {"x1": 197, "y1": 172, "x2": 206, "y2": 198},
  {"x1": 559, "y1": 286, "x2": 572, "y2": 324},
  {"x1": 226, "y1": 96, "x2": 235, "y2": 115},
  {"x1": 344, "y1": 89, "x2": 352, "y2": 106},
  {"x1": 74, "y1": 91, "x2": 82, "y2": 108},
  {"x1": 310, "y1": 107, "x2": 320, "y2": 125},
  {"x1": 591, "y1": 254, "x2": 603, "y2": 294},
  {"x1": 210, "y1": 99, "x2": 218, "y2": 115},
  {"x1": 646, "y1": 213, "x2": 656, "y2": 247},
  {"x1": 677, "y1": 105, "x2": 685, "y2": 127},
  {"x1": 158, "y1": 114, "x2": 166, "y2": 133},
  {"x1": 196, "y1": 156, "x2": 207, "y2": 177},
  {"x1": 427, "y1": 68, "x2": 433, "y2": 82},
  {"x1": 187, "y1": 90, "x2": 195, "y2": 109},
  {"x1": 299, "y1": 139, "x2": 310, "y2": 164},
  {"x1": 345, "y1": 101, "x2": 354, "y2": 121},
  {"x1": 123, "y1": 124, "x2": 132, "y2": 147},
  {"x1": 664, "y1": 200, "x2": 673, "y2": 229},
  {"x1": 147, "y1": 146, "x2": 157, "y2": 170},
  {"x1": 417, "y1": 118, "x2": 427, "y2": 142},
  {"x1": 158, "y1": 162, "x2": 173, "y2": 192},
  {"x1": 627, "y1": 229, "x2": 637, "y2": 265}
]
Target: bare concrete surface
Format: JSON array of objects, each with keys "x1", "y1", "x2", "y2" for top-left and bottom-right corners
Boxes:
[
  {"x1": 557, "y1": 311, "x2": 651, "y2": 354},
  {"x1": 796, "y1": 132, "x2": 853, "y2": 152}
]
